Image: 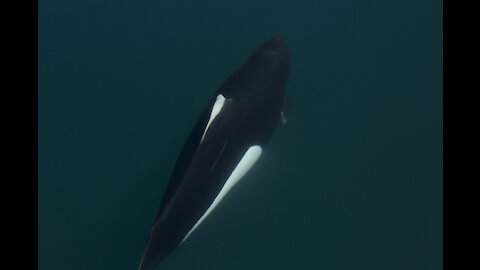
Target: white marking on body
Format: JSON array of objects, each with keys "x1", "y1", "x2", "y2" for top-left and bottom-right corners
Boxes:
[
  {"x1": 181, "y1": 145, "x2": 263, "y2": 243},
  {"x1": 201, "y1": 94, "x2": 226, "y2": 141}
]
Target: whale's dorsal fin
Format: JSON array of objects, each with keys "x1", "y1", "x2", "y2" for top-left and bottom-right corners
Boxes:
[{"x1": 281, "y1": 96, "x2": 289, "y2": 125}]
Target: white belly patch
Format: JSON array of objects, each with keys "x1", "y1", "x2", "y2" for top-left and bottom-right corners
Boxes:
[{"x1": 181, "y1": 145, "x2": 263, "y2": 243}]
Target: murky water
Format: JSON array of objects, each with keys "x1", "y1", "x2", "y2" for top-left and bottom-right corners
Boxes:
[{"x1": 38, "y1": 0, "x2": 442, "y2": 269}]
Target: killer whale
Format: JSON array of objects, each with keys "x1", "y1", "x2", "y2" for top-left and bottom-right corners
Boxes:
[{"x1": 138, "y1": 35, "x2": 290, "y2": 270}]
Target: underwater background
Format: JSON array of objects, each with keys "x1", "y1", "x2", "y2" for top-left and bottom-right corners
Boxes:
[{"x1": 38, "y1": 0, "x2": 442, "y2": 269}]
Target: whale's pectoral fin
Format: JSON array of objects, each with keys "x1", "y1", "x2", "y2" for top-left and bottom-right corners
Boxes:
[{"x1": 281, "y1": 96, "x2": 289, "y2": 125}]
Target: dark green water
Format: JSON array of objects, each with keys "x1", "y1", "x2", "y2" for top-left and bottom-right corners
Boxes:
[{"x1": 38, "y1": 0, "x2": 442, "y2": 269}]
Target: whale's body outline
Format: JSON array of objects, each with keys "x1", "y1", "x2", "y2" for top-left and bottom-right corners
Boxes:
[{"x1": 138, "y1": 36, "x2": 290, "y2": 270}]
